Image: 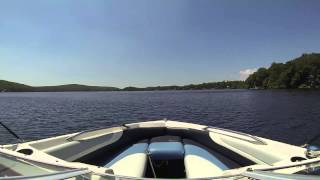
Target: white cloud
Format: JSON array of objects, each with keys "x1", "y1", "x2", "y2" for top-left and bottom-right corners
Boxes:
[{"x1": 239, "y1": 68, "x2": 257, "y2": 80}]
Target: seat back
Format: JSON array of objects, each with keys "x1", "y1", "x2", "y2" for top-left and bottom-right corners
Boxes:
[
  {"x1": 104, "y1": 142, "x2": 148, "y2": 177},
  {"x1": 183, "y1": 139, "x2": 229, "y2": 178}
]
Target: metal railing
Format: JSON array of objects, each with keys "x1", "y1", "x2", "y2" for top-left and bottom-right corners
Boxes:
[
  {"x1": 205, "y1": 126, "x2": 267, "y2": 145},
  {"x1": 0, "y1": 168, "x2": 91, "y2": 180}
]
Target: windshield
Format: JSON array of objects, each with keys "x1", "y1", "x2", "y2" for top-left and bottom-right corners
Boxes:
[
  {"x1": 1, "y1": 151, "x2": 320, "y2": 180},
  {"x1": 0, "y1": 153, "x2": 54, "y2": 177},
  {"x1": 0, "y1": 152, "x2": 90, "y2": 179},
  {"x1": 293, "y1": 161, "x2": 320, "y2": 175}
]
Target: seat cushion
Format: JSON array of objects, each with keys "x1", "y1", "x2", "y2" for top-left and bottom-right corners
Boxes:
[
  {"x1": 148, "y1": 136, "x2": 184, "y2": 160},
  {"x1": 148, "y1": 142, "x2": 184, "y2": 160},
  {"x1": 104, "y1": 142, "x2": 148, "y2": 177},
  {"x1": 184, "y1": 140, "x2": 229, "y2": 178}
]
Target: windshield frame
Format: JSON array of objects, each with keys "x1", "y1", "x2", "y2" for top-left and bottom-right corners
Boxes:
[{"x1": 1, "y1": 147, "x2": 320, "y2": 179}]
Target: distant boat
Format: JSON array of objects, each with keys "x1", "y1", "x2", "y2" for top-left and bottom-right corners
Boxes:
[
  {"x1": 0, "y1": 120, "x2": 320, "y2": 179},
  {"x1": 249, "y1": 86, "x2": 260, "y2": 90}
]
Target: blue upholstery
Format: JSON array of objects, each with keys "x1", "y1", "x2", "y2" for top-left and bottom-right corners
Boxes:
[{"x1": 148, "y1": 142, "x2": 184, "y2": 160}]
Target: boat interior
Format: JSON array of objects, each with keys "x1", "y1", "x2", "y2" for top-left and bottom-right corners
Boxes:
[
  {"x1": 6, "y1": 120, "x2": 310, "y2": 179},
  {"x1": 71, "y1": 125, "x2": 256, "y2": 178}
]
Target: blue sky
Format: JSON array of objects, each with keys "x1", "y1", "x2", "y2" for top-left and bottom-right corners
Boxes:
[{"x1": 0, "y1": 0, "x2": 319, "y2": 88}]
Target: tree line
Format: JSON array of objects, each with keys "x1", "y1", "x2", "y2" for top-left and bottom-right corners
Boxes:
[
  {"x1": 122, "y1": 81, "x2": 247, "y2": 91},
  {"x1": 0, "y1": 81, "x2": 118, "y2": 92},
  {"x1": 246, "y1": 53, "x2": 320, "y2": 89},
  {"x1": 1, "y1": 53, "x2": 319, "y2": 92},
  {"x1": 0, "y1": 80, "x2": 247, "y2": 92}
]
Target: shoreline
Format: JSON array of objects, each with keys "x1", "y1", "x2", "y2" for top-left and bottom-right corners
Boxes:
[{"x1": 1, "y1": 88, "x2": 319, "y2": 93}]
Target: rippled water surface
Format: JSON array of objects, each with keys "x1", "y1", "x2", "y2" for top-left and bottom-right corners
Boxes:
[{"x1": 0, "y1": 90, "x2": 320, "y2": 145}]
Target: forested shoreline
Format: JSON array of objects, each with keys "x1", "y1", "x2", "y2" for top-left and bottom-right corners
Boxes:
[
  {"x1": 0, "y1": 80, "x2": 246, "y2": 92},
  {"x1": 246, "y1": 53, "x2": 320, "y2": 89},
  {"x1": 1, "y1": 53, "x2": 320, "y2": 92}
]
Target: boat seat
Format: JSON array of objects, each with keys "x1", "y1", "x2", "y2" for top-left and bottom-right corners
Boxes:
[
  {"x1": 183, "y1": 139, "x2": 229, "y2": 178},
  {"x1": 104, "y1": 142, "x2": 148, "y2": 177},
  {"x1": 148, "y1": 136, "x2": 184, "y2": 160}
]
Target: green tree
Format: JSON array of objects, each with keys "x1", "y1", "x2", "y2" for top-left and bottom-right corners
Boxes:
[{"x1": 246, "y1": 53, "x2": 320, "y2": 89}]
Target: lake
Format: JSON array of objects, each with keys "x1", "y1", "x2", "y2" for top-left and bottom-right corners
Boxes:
[{"x1": 0, "y1": 90, "x2": 320, "y2": 146}]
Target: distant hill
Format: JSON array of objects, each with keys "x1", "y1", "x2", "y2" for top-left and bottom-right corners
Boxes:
[
  {"x1": 34, "y1": 84, "x2": 119, "y2": 92},
  {"x1": 0, "y1": 80, "x2": 33, "y2": 92},
  {"x1": 246, "y1": 53, "x2": 320, "y2": 89},
  {"x1": 0, "y1": 80, "x2": 119, "y2": 92},
  {"x1": 0, "y1": 80, "x2": 247, "y2": 92},
  {"x1": 122, "y1": 81, "x2": 247, "y2": 91}
]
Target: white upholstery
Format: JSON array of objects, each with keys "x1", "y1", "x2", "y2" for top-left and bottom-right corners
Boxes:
[
  {"x1": 104, "y1": 143, "x2": 148, "y2": 177},
  {"x1": 184, "y1": 144, "x2": 228, "y2": 178}
]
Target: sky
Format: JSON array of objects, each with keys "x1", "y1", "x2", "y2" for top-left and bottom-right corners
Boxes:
[{"x1": 0, "y1": 0, "x2": 320, "y2": 88}]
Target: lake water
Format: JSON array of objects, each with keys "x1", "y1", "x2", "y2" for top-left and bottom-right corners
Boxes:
[{"x1": 0, "y1": 90, "x2": 320, "y2": 146}]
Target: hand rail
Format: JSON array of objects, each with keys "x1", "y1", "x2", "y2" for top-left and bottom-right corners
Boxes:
[
  {"x1": 205, "y1": 126, "x2": 267, "y2": 145},
  {"x1": 242, "y1": 170, "x2": 320, "y2": 180},
  {"x1": 253, "y1": 158, "x2": 320, "y2": 171},
  {"x1": 0, "y1": 122, "x2": 24, "y2": 143},
  {"x1": 66, "y1": 124, "x2": 126, "y2": 141},
  {"x1": 0, "y1": 168, "x2": 91, "y2": 180}
]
